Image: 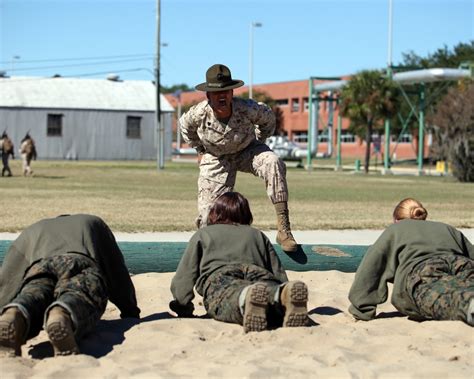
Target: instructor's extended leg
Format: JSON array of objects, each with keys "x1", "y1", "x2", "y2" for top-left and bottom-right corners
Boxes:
[{"x1": 275, "y1": 202, "x2": 298, "y2": 252}]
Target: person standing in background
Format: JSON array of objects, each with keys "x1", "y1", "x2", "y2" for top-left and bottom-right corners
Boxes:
[
  {"x1": 0, "y1": 131, "x2": 14, "y2": 177},
  {"x1": 19, "y1": 132, "x2": 37, "y2": 176}
]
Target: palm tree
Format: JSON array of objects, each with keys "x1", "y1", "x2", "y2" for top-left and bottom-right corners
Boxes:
[{"x1": 340, "y1": 70, "x2": 400, "y2": 173}]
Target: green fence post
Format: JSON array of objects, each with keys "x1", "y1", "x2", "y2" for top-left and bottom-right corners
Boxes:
[
  {"x1": 417, "y1": 83, "x2": 425, "y2": 175},
  {"x1": 355, "y1": 159, "x2": 361, "y2": 172},
  {"x1": 335, "y1": 112, "x2": 342, "y2": 171}
]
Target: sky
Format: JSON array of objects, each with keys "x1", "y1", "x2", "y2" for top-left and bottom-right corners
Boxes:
[{"x1": 0, "y1": 0, "x2": 472, "y2": 88}]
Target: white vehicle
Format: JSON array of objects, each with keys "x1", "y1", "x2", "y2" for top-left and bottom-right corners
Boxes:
[{"x1": 266, "y1": 135, "x2": 306, "y2": 163}]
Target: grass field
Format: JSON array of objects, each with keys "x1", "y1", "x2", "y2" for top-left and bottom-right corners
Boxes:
[{"x1": 0, "y1": 159, "x2": 472, "y2": 232}]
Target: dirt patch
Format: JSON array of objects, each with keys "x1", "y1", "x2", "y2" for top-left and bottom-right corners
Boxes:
[{"x1": 312, "y1": 246, "x2": 351, "y2": 257}]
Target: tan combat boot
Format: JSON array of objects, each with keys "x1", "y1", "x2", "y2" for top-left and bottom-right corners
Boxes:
[
  {"x1": 243, "y1": 283, "x2": 270, "y2": 333},
  {"x1": 45, "y1": 306, "x2": 79, "y2": 356},
  {"x1": 274, "y1": 202, "x2": 298, "y2": 252},
  {"x1": 280, "y1": 281, "x2": 309, "y2": 327},
  {"x1": 0, "y1": 307, "x2": 27, "y2": 357}
]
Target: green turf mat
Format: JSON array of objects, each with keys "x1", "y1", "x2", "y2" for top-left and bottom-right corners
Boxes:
[{"x1": 0, "y1": 241, "x2": 368, "y2": 273}]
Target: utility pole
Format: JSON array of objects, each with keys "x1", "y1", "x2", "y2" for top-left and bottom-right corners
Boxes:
[
  {"x1": 249, "y1": 22, "x2": 262, "y2": 99},
  {"x1": 156, "y1": 0, "x2": 164, "y2": 170},
  {"x1": 383, "y1": 0, "x2": 393, "y2": 174},
  {"x1": 10, "y1": 55, "x2": 20, "y2": 75}
]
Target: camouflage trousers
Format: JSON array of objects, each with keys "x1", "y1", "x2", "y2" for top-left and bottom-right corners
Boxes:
[
  {"x1": 407, "y1": 255, "x2": 474, "y2": 324},
  {"x1": 202, "y1": 264, "x2": 284, "y2": 326},
  {"x1": 21, "y1": 153, "x2": 33, "y2": 176},
  {"x1": 197, "y1": 140, "x2": 288, "y2": 227},
  {"x1": 3, "y1": 253, "x2": 108, "y2": 340},
  {"x1": 2, "y1": 154, "x2": 12, "y2": 177}
]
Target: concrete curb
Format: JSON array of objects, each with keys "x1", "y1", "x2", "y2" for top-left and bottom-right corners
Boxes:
[{"x1": 1, "y1": 229, "x2": 473, "y2": 245}]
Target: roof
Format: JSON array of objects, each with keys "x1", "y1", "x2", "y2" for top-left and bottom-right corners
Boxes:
[
  {"x1": 0, "y1": 76, "x2": 174, "y2": 112},
  {"x1": 313, "y1": 68, "x2": 472, "y2": 92}
]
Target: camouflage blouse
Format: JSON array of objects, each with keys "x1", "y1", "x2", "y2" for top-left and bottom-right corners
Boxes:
[{"x1": 179, "y1": 97, "x2": 276, "y2": 157}]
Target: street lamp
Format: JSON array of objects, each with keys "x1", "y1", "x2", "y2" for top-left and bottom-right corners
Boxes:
[
  {"x1": 249, "y1": 21, "x2": 262, "y2": 100},
  {"x1": 11, "y1": 55, "x2": 20, "y2": 75},
  {"x1": 155, "y1": 0, "x2": 164, "y2": 170}
]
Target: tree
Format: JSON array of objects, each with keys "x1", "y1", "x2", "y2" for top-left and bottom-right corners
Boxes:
[
  {"x1": 239, "y1": 89, "x2": 284, "y2": 135},
  {"x1": 401, "y1": 40, "x2": 474, "y2": 69},
  {"x1": 428, "y1": 82, "x2": 474, "y2": 182},
  {"x1": 160, "y1": 83, "x2": 193, "y2": 94},
  {"x1": 340, "y1": 70, "x2": 400, "y2": 173}
]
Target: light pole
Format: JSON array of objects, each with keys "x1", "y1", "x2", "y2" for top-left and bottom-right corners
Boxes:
[
  {"x1": 383, "y1": 0, "x2": 393, "y2": 175},
  {"x1": 11, "y1": 55, "x2": 20, "y2": 75},
  {"x1": 155, "y1": 0, "x2": 164, "y2": 170},
  {"x1": 249, "y1": 22, "x2": 262, "y2": 100}
]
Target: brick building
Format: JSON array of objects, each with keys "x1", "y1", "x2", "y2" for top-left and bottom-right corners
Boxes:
[{"x1": 165, "y1": 79, "x2": 421, "y2": 160}]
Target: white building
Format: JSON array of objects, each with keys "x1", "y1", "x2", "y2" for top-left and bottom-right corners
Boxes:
[{"x1": 0, "y1": 75, "x2": 174, "y2": 160}]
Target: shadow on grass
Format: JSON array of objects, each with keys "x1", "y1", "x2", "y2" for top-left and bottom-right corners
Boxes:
[{"x1": 30, "y1": 175, "x2": 67, "y2": 179}]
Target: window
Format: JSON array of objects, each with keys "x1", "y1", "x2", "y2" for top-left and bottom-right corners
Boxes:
[
  {"x1": 303, "y1": 97, "x2": 309, "y2": 112},
  {"x1": 318, "y1": 130, "x2": 329, "y2": 143},
  {"x1": 126, "y1": 116, "x2": 141, "y2": 139},
  {"x1": 340, "y1": 129, "x2": 356, "y2": 143},
  {"x1": 275, "y1": 99, "x2": 289, "y2": 107},
  {"x1": 398, "y1": 133, "x2": 413, "y2": 143},
  {"x1": 291, "y1": 98, "x2": 300, "y2": 112},
  {"x1": 293, "y1": 132, "x2": 307, "y2": 143},
  {"x1": 47, "y1": 114, "x2": 63, "y2": 136}
]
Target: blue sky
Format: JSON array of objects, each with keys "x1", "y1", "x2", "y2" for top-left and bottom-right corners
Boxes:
[{"x1": 1, "y1": 0, "x2": 472, "y2": 88}]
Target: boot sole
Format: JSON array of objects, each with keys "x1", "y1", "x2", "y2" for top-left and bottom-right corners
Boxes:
[
  {"x1": 0, "y1": 311, "x2": 26, "y2": 357},
  {"x1": 243, "y1": 284, "x2": 269, "y2": 333},
  {"x1": 0, "y1": 320, "x2": 21, "y2": 357},
  {"x1": 47, "y1": 322, "x2": 79, "y2": 356},
  {"x1": 282, "y1": 281, "x2": 309, "y2": 327}
]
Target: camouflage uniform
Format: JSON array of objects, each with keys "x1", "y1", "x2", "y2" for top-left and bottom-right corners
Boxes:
[
  {"x1": 349, "y1": 220, "x2": 474, "y2": 324},
  {"x1": 407, "y1": 255, "x2": 474, "y2": 324},
  {"x1": 179, "y1": 98, "x2": 288, "y2": 227},
  {"x1": 0, "y1": 136, "x2": 14, "y2": 177},
  {"x1": 0, "y1": 214, "x2": 140, "y2": 320},
  {"x1": 3, "y1": 254, "x2": 107, "y2": 340},
  {"x1": 203, "y1": 264, "x2": 283, "y2": 326},
  {"x1": 170, "y1": 224, "x2": 288, "y2": 323},
  {"x1": 20, "y1": 138, "x2": 37, "y2": 176}
]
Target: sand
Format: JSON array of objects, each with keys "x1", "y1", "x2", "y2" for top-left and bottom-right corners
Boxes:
[
  {"x1": 2, "y1": 229, "x2": 474, "y2": 378},
  {"x1": 2, "y1": 268, "x2": 473, "y2": 379}
]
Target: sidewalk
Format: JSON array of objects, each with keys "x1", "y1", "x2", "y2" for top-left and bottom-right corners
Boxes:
[{"x1": 2, "y1": 229, "x2": 473, "y2": 245}]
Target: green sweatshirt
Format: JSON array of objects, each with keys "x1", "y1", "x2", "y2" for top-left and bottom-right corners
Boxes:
[
  {"x1": 171, "y1": 224, "x2": 288, "y2": 306},
  {"x1": 0, "y1": 214, "x2": 140, "y2": 318},
  {"x1": 348, "y1": 219, "x2": 473, "y2": 321}
]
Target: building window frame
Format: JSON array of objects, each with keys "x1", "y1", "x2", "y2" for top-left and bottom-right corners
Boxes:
[
  {"x1": 397, "y1": 133, "x2": 413, "y2": 143},
  {"x1": 126, "y1": 116, "x2": 142, "y2": 139},
  {"x1": 303, "y1": 97, "x2": 309, "y2": 112},
  {"x1": 275, "y1": 99, "x2": 289, "y2": 107},
  {"x1": 293, "y1": 132, "x2": 308, "y2": 144},
  {"x1": 47, "y1": 113, "x2": 63, "y2": 137},
  {"x1": 340, "y1": 129, "x2": 356, "y2": 143},
  {"x1": 291, "y1": 98, "x2": 300, "y2": 112},
  {"x1": 318, "y1": 129, "x2": 329, "y2": 143}
]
